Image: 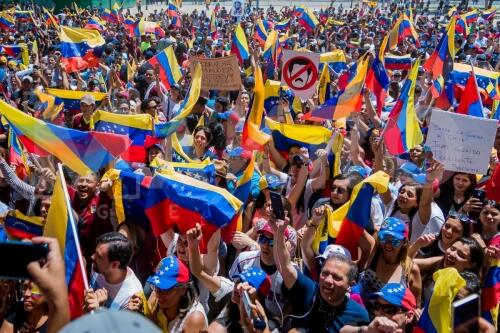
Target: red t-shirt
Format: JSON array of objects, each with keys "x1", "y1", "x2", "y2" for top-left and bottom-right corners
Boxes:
[{"x1": 72, "y1": 113, "x2": 91, "y2": 131}]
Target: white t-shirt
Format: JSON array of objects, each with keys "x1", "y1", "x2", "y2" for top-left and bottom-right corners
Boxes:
[
  {"x1": 90, "y1": 267, "x2": 143, "y2": 310},
  {"x1": 229, "y1": 250, "x2": 289, "y2": 319}
]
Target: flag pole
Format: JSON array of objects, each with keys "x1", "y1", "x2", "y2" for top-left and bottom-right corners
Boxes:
[{"x1": 57, "y1": 163, "x2": 90, "y2": 291}]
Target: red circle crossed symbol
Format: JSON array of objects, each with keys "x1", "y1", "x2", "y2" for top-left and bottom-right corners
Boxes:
[{"x1": 282, "y1": 56, "x2": 318, "y2": 91}]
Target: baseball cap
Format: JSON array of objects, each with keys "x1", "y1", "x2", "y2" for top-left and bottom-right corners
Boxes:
[
  {"x1": 378, "y1": 217, "x2": 409, "y2": 241},
  {"x1": 347, "y1": 165, "x2": 369, "y2": 178},
  {"x1": 22, "y1": 75, "x2": 33, "y2": 83},
  {"x1": 370, "y1": 283, "x2": 417, "y2": 311},
  {"x1": 147, "y1": 256, "x2": 190, "y2": 291},
  {"x1": 60, "y1": 310, "x2": 161, "y2": 333},
  {"x1": 259, "y1": 174, "x2": 286, "y2": 191},
  {"x1": 236, "y1": 267, "x2": 271, "y2": 296},
  {"x1": 81, "y1": 94, "x2": 96, "y2": 105},
  {"x1": 399, "y1": 162, "x2": 426, "y2": 184},
  {"x1": 316, "y1": 244, "x2": 352, "y2": 261},
  {"x1": 228, "y1": 146, "x2": 252, "y2": 161},
  {"x1": 257, "y1": 221, "x2": 290, "y2": 240}
]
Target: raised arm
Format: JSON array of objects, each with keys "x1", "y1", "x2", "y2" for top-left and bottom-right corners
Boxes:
[
  {"x1": 418, "y1": 161, "x2": 444, "y2": 226},
  {"x1": 270, "y1": 217, "x2": 297, "y2": 289},
  {"x1": 301, "y1": 205, "x2": 326, "y2": 274}
]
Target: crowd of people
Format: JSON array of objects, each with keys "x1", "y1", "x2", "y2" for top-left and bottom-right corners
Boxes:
[{"x1": 0, "y1": 0, "x2": 499, "y2": 332}]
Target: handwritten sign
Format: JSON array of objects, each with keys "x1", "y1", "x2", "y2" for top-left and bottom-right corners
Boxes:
[
  {"x1": 426, "y1": 110, "x2": 497, "y2": 174},
  {"x1": 190, "y1": 55, "x2": 242, "y2": 91}
]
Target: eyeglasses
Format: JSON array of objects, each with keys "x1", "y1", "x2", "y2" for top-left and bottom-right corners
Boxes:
[
  {"x1": 373, "y1": 301, "x2": 403, "y2": 315},
  {"x1": 379, "y1": 236, "x2": 403, "y2": 247},
  {"x1": 330, "y1": 185, "x2": 346, "y2": 194},
  {"x1": 258, "y1": 234, "x2": 274, "y2": 246}
]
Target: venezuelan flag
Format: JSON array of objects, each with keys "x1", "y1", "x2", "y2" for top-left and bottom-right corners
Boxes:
[
  {"x1": 145, "y1": 169, "x2": 242, "y2": 252},
  {"x1": 110, "y1": 2, "x2": 123, "y2": 23},
  {"x1": 453, "y1": 62, "x2": 500, "y2": 100},
  {"x1": 366, "y1": 35, "x2": 390, "y2": 116},
  {"x1": 384, "y1": 54, "x2": 412, "y2": 70},
  {"x1": 424, "y1": 17, "x2": 456, "y2": 110},
  {"x1": 101, "y1": 8, "x2": 113, "y2": 23},
  {"x1": 4, "y1": 210, "x2": 43, "y2": 240},
  {"x1": 35, "y1": 90, "x2": 64, "y2": 121},
  {"x1": 482, "y1": 8, "x2": 496, "y2": 21},
  {"x1": 254, "y1": 19, "x2": 268, "y2": 46},
  {"x1": 311, "y1": 205, "x2": 343, "y2": 255},
  {"x1": 233, "y1": 152, "x2": 256, "y2": 203},
  {"x1": 101, "y1": 169, "x2": 152, "y2": 228},
  {"x1": 298, "y1": 7, "x2": 319, "y2": 32},
  {"x1": 456, "y1": 71, "x2": 483, "y2": 118},
  {"x1": 318, "y1": 64, "x2": 331, "y2": 105},
  {"x1": 44, "y1": 168, "x2": 87, "y2": 319},
  {"x1": 482, "y1": 258, "x2": 500, "y2": 328},
  {"x1": 0, "y1": 12, "x2": 15, "y2": 31},
  {"x1": 242, "y1": 66, "x2": 270, "y2": 151},
  {"x1": 8, "y1": 126, "x2": 28, "y2": 179},
  {"x1": 320, "y1": 50, "x2": 347, "y2": 74},
  {"x1": 335, "y1": 172, "x2": 389, "y2": 260},
  {"x1": 42, "y1": 7, "x2": 59, "y2": 28},
  {"x1": 147, "y1": 46, "x2": 182, "y2": 90},
  {"x1": 455, "y1": 15, "x2": 469, "y2": 38},
  {"x1": 383, "y1": 59, "x2": 423, "y2": 155},
  {"x1": 46, "y1": 89, "x2": 106, "y2": 114},
  {"x1": 263, "y1": 30, "x2": 281, "y2": 67},
  {"x1": 265, "y1": 117, "x2": 332, "y2": 156},
  {"x1": 388, "y1": 14, "x2": 419, "y2": 50},
  {"x1": 14, "y1": 10, "x2": 32, "y2": 22},
  {"x1": 85, "y1": 17, "x2": 105, "y2": 32},
  {"x1": 306, "y1": 54, "x2": 369, "y2": 121},
  {"x1": 464, "y1": 10, "x2": 478, "y2": 24},
  {"x1": 275, "y1": 18, "x2": 290, "y2": 31},
  {"x1": 415, "y1": 268, "x2": 465, "y2": 333},
  {"x1": 263, "y1": 80, "x2": 295, "y2": 119},
  {"x1": 231, "y1": 24, "x2": 249, "y2": 66},
  {"x1": 0, "y1": 100, "x2": 131, "y2": 176},
  {"x1": 59, "y1": 26, "x2": 105, "y2": 73},
  {"x1": 161, "y1": 159, "x2": 217, "y2": 185},
  {"x1": 1, "y1": 44, "x2": 23, "y2": 57},
  {"x1": 91, "y1": 110, "x2": 153, "y2": 163},
  {"x1": 154, "y1": 63, "x2": 202, "y2": 139}
]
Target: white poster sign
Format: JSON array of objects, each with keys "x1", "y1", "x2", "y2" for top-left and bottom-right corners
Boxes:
[{"x1": 281, "y1": 50, "x2": 320, "y2": 100}]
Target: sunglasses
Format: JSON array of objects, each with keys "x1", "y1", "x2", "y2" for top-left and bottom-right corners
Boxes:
[
  {"x1": 373, "y1": 301, "x2": 403, "y2": 315},
  {"x1": 258, "y1": 234, "x2": 274, "y2": 246},
  {"x1": 379, "y1": 236, "x2": 403, "y2": 247},
  {"x1": 330, "y1": 185, "x2": 346, "y2": 194}
]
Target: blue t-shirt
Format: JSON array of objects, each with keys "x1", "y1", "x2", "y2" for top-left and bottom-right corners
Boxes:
[{"x1": 283, "y1": 271, "x2": 370, "y2": 332}]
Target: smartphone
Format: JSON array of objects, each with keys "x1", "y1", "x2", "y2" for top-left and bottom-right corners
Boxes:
[
  {"x1": 453, "y1": 293, "x2": 480, "y2": 332},
  {"x1": 472, "y1": 189, "x2": 486, "y2": 204},
  {"x1": 242, "y1": 290, "x2": 267, "y2": 330},
  {"x1": 0, "y1": 241, "x2": 49, "y2": 280},
  {"x1": 269, "y1": 191, "x2": 285, "y2": 220}
]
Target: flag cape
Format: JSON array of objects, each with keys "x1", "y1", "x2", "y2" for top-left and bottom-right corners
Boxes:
[
  {"x1": 415, "y1": 268, "x2": 466, "y2": 333},
  {"x1": 46, "y1": 89, "x2": 106, "y2": 114},
  {"x1": 383, "y1": 59, "x2": 423, "y2": 155},
  {"x1": 91, "y1": 110, "x2": 153, "y2": 163},
  {"x1": 44, "y1": 171, "x2": 86, "y2": 319},
  {"x1": 335, "y1": 171, "x2": 389, "y2": 260},
  {"x1": 4, "y1": 210, "x2": 43, "y2": 240},
  {"x1": 0, "y1": 100, "x2": 131, "y2": 176},
  {"x1": 59, "y1": 26, "x2": 105, "y2": 73},
  {"x1": 147, "y1": 46, "x2": 182, "y2": 90}
]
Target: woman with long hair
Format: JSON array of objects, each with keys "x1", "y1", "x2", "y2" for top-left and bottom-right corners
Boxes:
[
  {"x1": 472, "y1": 201, "x2": 500, "y2": 248},
  {"x1": 359, "y1": 218, "x2": 422, "y2": 311},
  {"x1": 435, "y1": 172, "x2": 477, "y2": 217}
]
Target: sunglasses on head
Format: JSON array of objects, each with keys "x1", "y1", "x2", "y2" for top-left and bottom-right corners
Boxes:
[
  {"x1": 373, "y1": 301, "x2": 403, "y2": 315},
  {"x1": 258, "y1": 234, "x2": 274, "y2": 246},
  {"x1": 379, "y1": 235, "x2": 403, "y2": 247},
  {"x1": 447, "y1": 212, "x2": 470, "y2": 223}
]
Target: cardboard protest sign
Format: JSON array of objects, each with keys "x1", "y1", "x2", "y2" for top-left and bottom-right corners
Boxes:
[
  {"x1": 426, "y1": 110, "x2": 497, "y2": 174},
  {"x1": 190, "y1": 55, "x2": 242, "y2": 91}
]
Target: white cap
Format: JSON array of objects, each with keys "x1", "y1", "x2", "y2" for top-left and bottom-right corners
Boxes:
[{"x1": 316, "y1": 244, "x2": 352, "y2": 261}]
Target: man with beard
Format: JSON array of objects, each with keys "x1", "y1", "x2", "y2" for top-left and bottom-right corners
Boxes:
[
  {"x1": 85, "y1": 232, "x2": 143, "y2": 311},
  {"x1": 272, "y1": 217, "x2": 369, "y2": 332}
]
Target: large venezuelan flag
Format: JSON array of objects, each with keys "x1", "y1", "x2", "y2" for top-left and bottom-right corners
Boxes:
[
  {"x1": 298, "y1": 7, "x2": 319, "y2": 32},
  {"x1": 383, "y1": 59, "x2": 423, "y2": 155},
  {"x1": 453, "y1": 62, "x2": 500, "y2": 100},
  {"x1": 0, "y1": 100, "x2": 131, "y2": 176},
  {"x1": 1, "y1": 44, "x2": 23, "y2": 57},
  {"x1": 388, "y1": 13, "x2": 419, "y2": 50},
  {"x1": 152, "y1": 158, "x2": 217, "y2": 185},
  {"x1": 59, "y1": 26, "x2": 105, "y2": 73},
  {"x1": 145, "y1": 169, "x2": 242, "y2": 252},
  {"x1": 4, "y1": 210, "x2": 43, "y2": 240},
  {"x1": 46, "y1": 89, "x2": 106, "y2": 114},
  {"x1": 44, "y1": 169, "x2": 87, "y2": 319},
  {"x1": 91, "y1": 110, "x2": 153, "y2": 163},
  {"x1": 415, "y1": 268, "x2": 465, "y2": 333},
  {"x1": 242, "y1": 66, "x2": 270, "y2": 151},
  {"x1": 335, "y1": 171, "x2": 389, "y2": 260},
  {"x1": 147, "y1": 46, "x2": 182, "y2": 90},
  {"x1": 231, "y1": 24, "x2": 250, "y2": 66}
]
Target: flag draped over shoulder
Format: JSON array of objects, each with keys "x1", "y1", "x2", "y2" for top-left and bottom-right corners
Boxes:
[
  {"x1": 383, "y1": 59, "x2": 423, "y2": 155},
  {"x1": 242, "y1": 66, "x2": 270, "y2": 151},
  {"x1": 59, "y1": 26, "x2": 105, "y2": 73},
  {"x1": 335, "y1": 171, "x2": 389, "y2": 259},
  {"x1": 147, "y1": 46, "x2": 182, "y2": 90},
  {"x1": 44, "y1": 169, "x2": 87, "y2": 319},
  {"x1": 0, "y1": 100, "x2": 131, "y2": 176},
  {"x1": 415, "y1": 268, "x2": 466, "y2": 333},
  {"x1": 145, "y1": 169, "x2": 242, "y2": 252}
]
